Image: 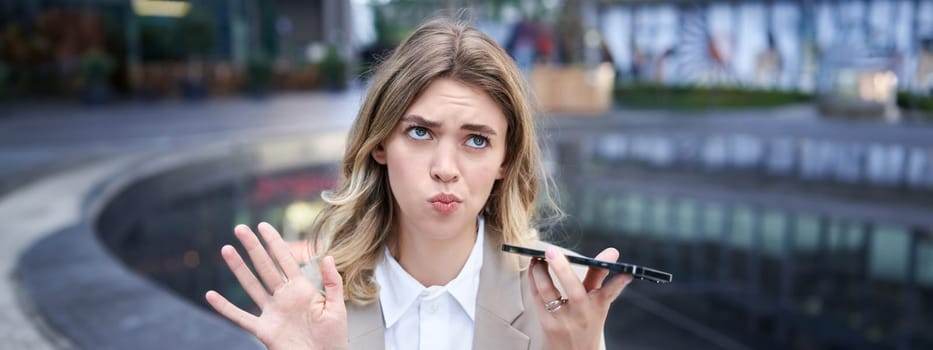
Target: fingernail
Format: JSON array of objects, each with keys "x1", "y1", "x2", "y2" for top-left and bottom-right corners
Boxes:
[{"x1": 545, "y1": 247, "x2": 557, "y2": 260}]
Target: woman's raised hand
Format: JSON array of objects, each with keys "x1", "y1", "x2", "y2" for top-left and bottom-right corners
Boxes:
[
  {"x1": 528, "y1": 247, "x2": 633, "y2": 350},
  {"x1": 205, "y1": 223, "x2": 348, "y2": 350}
]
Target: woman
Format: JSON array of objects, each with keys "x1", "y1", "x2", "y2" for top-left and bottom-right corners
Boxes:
[{"x1": 205, "y1": 18, "x2": 632, "y2": 350}]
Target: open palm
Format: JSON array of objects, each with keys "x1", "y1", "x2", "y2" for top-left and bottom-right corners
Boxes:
[{"x1": 205, "y1": 223, "x2": 347, "y2": 350}]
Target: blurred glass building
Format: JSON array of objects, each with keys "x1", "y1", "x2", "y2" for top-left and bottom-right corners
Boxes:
[{"x1": 2, "y1": 0, "x2": 931, "y2": 110}]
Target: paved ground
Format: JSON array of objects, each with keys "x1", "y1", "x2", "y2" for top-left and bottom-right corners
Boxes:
[
  {"x1": 0, "y1": 90, "x2": 364, "y2": 349},
  {"x1": 2, "y1": 94, "x2": 930, "y2": 348},
  {"x1": 0, "y1": 91, "x2": 365, "y2": 177},
  {"x1": 1, "y1": 157, "x2": 134, "y2": 350}
]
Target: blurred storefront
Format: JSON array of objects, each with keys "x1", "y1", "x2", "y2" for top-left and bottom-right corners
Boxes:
[{"x1": 0, "y1": 0, "x2": 353, "y2": 102}]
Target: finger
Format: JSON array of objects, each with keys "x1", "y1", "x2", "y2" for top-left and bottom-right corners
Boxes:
[
  {"x1": 288, "y1": 241, "x2": 311, "y2": 264},
  {"x1": 527, "y1": 258, "x2": 541, "y2": 298},
  {"x1": 257, "y1": 222, "x2": 302, "y2": 280},
  {"x1": 235, "y1": 224, "x2": 285, "y2": 292},
  {"x1": 528, "y1": 258, "x2": 563, "y2": 320},
  {"x1": 220, "y1": 245, "x2": 269, "y2": 308},
  {"x1": 205, "y1": 290, "x2": 259, "y2": 334},
  {"x1": 530, "y1": 258, "x2": 562, "y2": 303},
  {"x1": 582, "y1": 248, "x2": 620, "y2": 292},
  {"x1": 544, "y1": 247, "x2": 587, "y2": 302},
  {"x1": 320, "y1": 256, "x2": 346, "y2": 308},
  {"x1": 595, "y1": 273, "x2": 633, "y2": 305}
]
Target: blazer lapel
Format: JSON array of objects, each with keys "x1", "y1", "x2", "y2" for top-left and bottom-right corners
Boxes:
[
  {"x1": 345, "y1": 224, "x2": 532, "y2": 350},
  {"x1": 472, "y1": 225, "x2": 531, "y2": 349},
  {"x1": 346, "y1": 299, "x2": 385, "y2": 350}
]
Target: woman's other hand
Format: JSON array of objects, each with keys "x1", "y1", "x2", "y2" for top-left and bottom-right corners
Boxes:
[
  {"x1": 205, "y1": 223, "x2": 348, "y2": 350},
  {"x1": 528, "y1": 247, "x2": 633, "y2": 350}
]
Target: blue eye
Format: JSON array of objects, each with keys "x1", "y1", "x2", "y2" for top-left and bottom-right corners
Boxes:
[
  {"x1": 407, "y1": 127, "x2": 430, "y2": 140},
  {"x1": 466, "y1": 135, "x2": 488, "y2": 149}
]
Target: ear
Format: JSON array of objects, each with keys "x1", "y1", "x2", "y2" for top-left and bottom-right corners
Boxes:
[
  {"x1": 371, "y1": 143, "x2": 387, "y2": 164},
  {"x1": 496, "y1": 163, "x2": 506, "y2": 180}
]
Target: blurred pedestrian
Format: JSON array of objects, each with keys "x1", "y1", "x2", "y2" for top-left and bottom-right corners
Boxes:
[{"x1": 505, "y1": 19, "x2": 539, "y2": 71}]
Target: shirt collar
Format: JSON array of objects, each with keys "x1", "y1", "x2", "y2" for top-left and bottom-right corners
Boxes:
[
  {"x1": 447, "y1": 217, "x2": 484, "y2": 320},
  {"x1": 374, "y1": 216, "x2": 486, "y2": 328}
]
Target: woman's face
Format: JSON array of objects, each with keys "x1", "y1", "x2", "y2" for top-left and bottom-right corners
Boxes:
[{"x1": 372, "y1": 78, "x2": 508, "y2": 242}]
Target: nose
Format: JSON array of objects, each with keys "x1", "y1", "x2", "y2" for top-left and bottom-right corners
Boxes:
[{"x1": 431, "y1": 141, "x2": 460, "y2": 183}]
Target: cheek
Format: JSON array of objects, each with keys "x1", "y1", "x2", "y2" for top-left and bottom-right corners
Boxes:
[
  {"x1": 465, "y1": 159, "x2": 505, "y2": 190},
  {"x1": 383, "y1": 143, "x2": 425, "y2": 198},
  {"x1": 385, "y1": 144, "x2": 424, "y2": 174}
]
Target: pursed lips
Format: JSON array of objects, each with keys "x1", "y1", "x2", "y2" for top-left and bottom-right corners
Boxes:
[
  {"x1": 428, "y1": 193, "x2": 462, "y2": 215},
  {"x1": 429, "y1": 193, "x2": 461, "y2": 203}
]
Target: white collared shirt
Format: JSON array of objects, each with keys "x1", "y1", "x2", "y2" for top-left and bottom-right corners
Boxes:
[{"x1": 373, "y1": 216, "x2": 485, "y2": 350}]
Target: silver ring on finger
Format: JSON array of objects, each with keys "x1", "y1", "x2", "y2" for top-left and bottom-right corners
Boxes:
[{"x1": 544, "y1": 297, "x2": 568, "y2": 313}]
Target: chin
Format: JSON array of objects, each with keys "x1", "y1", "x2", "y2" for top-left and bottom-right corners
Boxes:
[{"x1": 424, "y1": 211, "x2": 477, "y2": 236}]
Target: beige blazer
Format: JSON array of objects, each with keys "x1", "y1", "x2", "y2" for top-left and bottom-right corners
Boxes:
[{"x1": 345, "y1": 225, "x2": 604, "y2": 350}]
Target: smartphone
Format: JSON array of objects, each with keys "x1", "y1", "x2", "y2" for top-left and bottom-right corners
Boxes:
[{"x1": 501, "y1": 244, "x2": 673, "y2": 284}]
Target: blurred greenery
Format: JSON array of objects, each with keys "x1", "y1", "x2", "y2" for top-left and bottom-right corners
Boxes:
[
  {"x1": 897, "y1": 92, "x2": 933, "y2": 118},
  {"x1": 245, "y1": 55, "x2": 273, "y2": 94},
  {"x1": 78, "y1": 48, "x2": 116, "y2": 86},
  {"x1": 177, "y1": 10, "x2": 217, "y2": 58},
  {"x1": 357, "y1": 7, "x2": 417, "y2": 80},
  {"x1": 139, "y1": 9, "x2": 217, "y2": 62},
  {"x1": 614, "y1": 83, "x2": 813, "y2": 110},
  {"x1": 139, "y1": 19, "x2": 183, "y2": 61},
  {"x1": 0, "y1": 61, "x2": 9, "y2": 96},
  {"x1": 372, "y1": 8, "x2": 415, "y2": 46},
  {"x1": 319, "y1": 45, "x2": 347, "y2": 91}
]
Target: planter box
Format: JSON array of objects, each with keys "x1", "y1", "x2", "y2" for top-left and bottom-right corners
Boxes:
[
  {"x1": 130, "y1": 63, "x2": 185, "y2": 98},
  {"x1": 210, "y1": 63, "x2": 243, "y2": 96},
  {"x1": 274, "y1": 65, "x2": 320, "y2": 91},
  {"x1": 530, "y1": 63, "x2": 615, "y2": 114},
  {"x1": 819, "y1": 69, "x2": 900, "y2": 122}
]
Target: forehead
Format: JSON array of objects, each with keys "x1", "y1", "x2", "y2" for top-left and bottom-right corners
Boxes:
[{"x1": 403, "y1": 78, "x2": 507, "y2": 132}]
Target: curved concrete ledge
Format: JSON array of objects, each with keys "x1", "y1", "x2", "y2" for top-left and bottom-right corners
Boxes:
[
  {"x1": 18, "y1": 223, "x2": 260, "y2": 349},
  {"x1": 15, "y1": 133, "x2": 345, "y2": 349}
]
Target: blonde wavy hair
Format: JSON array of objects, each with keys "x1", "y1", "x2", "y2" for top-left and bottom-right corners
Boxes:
[{"x1": 309, "y1": 18, "x2": 559, "y2": 305}]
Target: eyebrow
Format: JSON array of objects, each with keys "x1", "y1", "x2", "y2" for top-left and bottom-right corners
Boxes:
[{"x1": 402, "y1": 115, "x2": 498, "y2": 136}]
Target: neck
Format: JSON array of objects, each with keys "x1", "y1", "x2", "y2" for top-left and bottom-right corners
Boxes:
[{"x1": 392, "y1": 219, "x2": 478, "y2": 287}]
